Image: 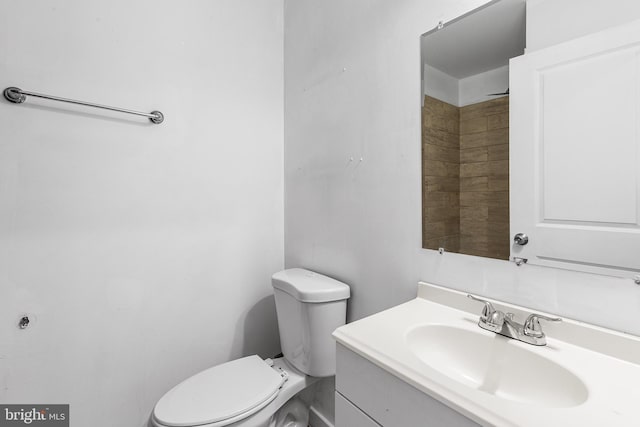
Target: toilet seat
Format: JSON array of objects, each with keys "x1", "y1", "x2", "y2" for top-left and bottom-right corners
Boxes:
[{"x1": 153, "y1": 355, "x2": 287, "y2": 427}]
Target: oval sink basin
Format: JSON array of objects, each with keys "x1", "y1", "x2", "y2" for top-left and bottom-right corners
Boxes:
[{"x1": 406, "y1": 324, "x2": 588, "y2": 408}]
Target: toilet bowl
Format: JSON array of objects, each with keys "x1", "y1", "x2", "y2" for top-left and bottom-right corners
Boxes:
[{"x1": 151, "y1": 268, "x2": 350, "y2": 427}]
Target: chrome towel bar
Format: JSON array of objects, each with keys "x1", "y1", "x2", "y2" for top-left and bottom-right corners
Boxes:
[{"x1": 3, "y1": 86, "x2": 164, "y2": 124}]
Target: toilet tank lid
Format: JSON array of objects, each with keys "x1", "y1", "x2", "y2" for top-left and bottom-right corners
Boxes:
[{"x1": 272, "y1": 268, "x2": 350, "y2": 303}]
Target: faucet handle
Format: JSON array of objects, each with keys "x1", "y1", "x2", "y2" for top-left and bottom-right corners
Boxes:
[
  {"x1": 523, "y1": 314, "x2": 562, "y2": 338},
  {"x1": 467, "y1": 294, "x2": 496, "y2": 321}
]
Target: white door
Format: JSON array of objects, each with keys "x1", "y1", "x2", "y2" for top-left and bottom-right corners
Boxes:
[{"x1": 510, "y1": 19, "x2": 640, "y2": 279}]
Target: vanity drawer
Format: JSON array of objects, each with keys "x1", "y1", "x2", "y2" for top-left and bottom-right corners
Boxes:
[
  {"x1": 335, "y1": 343, "x2": 479, "y2": 427},
  {"x1": 335, "y1": 391, "x2": 381, "y2": 427}
]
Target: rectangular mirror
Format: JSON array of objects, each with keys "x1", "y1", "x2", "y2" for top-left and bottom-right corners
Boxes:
[{"x1": 421, "y1": 0, "x2": 525, "y2": 260}]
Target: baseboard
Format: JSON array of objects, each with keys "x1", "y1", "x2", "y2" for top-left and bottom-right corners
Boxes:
[{"x1": 309, "y1": 405, "x2": 334, "y2": 427}]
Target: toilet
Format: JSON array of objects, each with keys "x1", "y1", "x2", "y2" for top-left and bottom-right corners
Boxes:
[{"x1": 151, "y1": 268, "x2": 350, "y2": 427}]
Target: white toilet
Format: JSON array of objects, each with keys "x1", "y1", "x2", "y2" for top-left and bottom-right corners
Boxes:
[{"x1": 151, "y1": 268, "x2": 350, "y2": 427}]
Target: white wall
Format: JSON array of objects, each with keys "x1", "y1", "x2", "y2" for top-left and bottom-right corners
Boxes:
[
  {"x1": 284, "y1": 0, "x2": 640, "y2": 345},
  {"x1": 423, "y1": 64, "x2": 459, "y2": 106},
  {"x1": 0, "y1": 1, "x2": 284, "y2": 426},
  {"x1": 424, "y1": 64, "x2": 509, "y2": 107},
  {"x1": 458, "y1": 65, "x2": 509, "y2": 106}
]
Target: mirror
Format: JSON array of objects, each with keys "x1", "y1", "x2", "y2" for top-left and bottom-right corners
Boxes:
[{"x1": 421, "y1": 0, "x2": 526, "y2": 260}]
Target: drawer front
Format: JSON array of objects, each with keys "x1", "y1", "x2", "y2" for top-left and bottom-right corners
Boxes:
[
  {"x1": 335, "y1": 344, "x2": 479, "y2": 427},
  {"x1": 335, "y1": 391, "x2": 382, "y2": 427}
]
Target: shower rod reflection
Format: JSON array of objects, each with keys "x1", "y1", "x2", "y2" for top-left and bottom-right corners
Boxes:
[{"x1": 3, "y1": 86, "x2": 164, "y2": 124}]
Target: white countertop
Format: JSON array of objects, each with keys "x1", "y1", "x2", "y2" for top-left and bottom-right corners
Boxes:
[{"x1": 333, "y1": 282, "x2": 640, "y2": 427}]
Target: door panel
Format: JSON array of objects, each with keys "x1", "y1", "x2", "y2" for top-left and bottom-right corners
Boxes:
[{"x1": 511, "y1": 20, "x2": 640, "y2": 277}]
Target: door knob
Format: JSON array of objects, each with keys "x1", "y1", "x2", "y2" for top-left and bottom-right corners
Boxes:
[{"x1": 513, "y1": 233, "x2": 529, "y2": 245}]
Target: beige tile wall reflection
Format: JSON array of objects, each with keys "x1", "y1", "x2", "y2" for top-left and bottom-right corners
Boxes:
[
  {"x1": 422, "y1": 95, "x2": 460, "y2": 252},
  {"x1": 422, "y1": 95, "x2": 509, "y2": 260}
]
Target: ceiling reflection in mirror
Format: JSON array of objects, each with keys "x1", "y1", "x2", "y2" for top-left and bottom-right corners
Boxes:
[{"x1": 421, "y1": 0, "x2": 525, "y2": 260}]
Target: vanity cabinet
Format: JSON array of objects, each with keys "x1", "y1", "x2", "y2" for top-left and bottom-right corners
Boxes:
[
  {"x1": 335, "y1": 392, "x2": 381, "y2": 427},
  {"x1": 510, "y1": 19, "x2": 640, "y2": 278},
  {"x1": 334, "y1": 344, "x2": 479, "y2": 427}
]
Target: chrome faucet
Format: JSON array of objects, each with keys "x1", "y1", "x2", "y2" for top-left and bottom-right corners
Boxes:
[{"x1": 467, "y1": 294, "x2": 561, "y2": 346}]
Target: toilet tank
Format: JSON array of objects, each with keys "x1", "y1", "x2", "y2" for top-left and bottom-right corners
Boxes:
[{"x1": 272, "y1": 268, "x2": 350, "y2": 377}]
